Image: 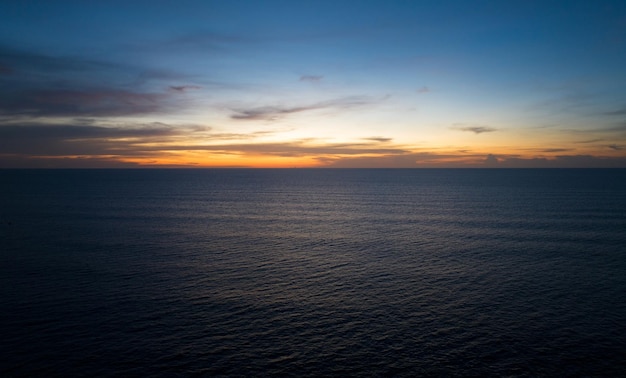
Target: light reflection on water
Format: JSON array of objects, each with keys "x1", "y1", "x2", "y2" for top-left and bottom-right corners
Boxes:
[{"x1": 1, "y1": 169, "x2": 626, "y2": 376}]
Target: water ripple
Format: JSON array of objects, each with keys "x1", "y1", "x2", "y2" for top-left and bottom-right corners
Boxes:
[{"x1": 1, "y1": 169, "x2": 626, "y2": 376}]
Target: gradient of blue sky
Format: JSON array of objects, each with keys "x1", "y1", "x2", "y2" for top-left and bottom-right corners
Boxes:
[{"x1": 1, "y1": 0, "x2": 626, "y2": 167}]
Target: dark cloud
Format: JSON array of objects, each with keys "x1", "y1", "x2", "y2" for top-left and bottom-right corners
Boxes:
[
  {"x1": 0, "y1": 121, "x2": 410, "y2": 165},
  {"x1": 0, "y1": 123, "x2": 180, "y2": 156},
  {"x1": 231, "y1": 95, "x2": 387, "y2": 120},
  {"x1": 324, "y1": 151, "x2": 495, "y2": 168},
  {"x1": 603, "y1": 123, "x2": 626, "y2": 133},
  {"x1": 530, "y1": 92, "x2": 595, "y2": 115},
  {"x1": 231, "y1": 105, "x2": 308, "y2": 120},
  {"x1": 608, "y1": 144, "x2": 623, "y2": 150},
  {"x1": 3, "y1": 120, "x2": 626, "y2": 168},
  {"x1": 169, "y1": 85, "x2": 202, "y2": 92},
  {"x1": 539, "y1": 148, "x2": 572, "y2": 153},
  {"x1": 203, "y1": 130, "x2": 281, "y2": 141},
  {"x1": 0, "y1": 45, "x2": 198, "y2": 118},
  {"x1": 0, "y1": 44, "x2": 174, "y2": 93},
  {"x1": 299, "y1": 75, "x2": 323, "y2": 82},
  {"x1": 604, "y1": 106, "x2": 626, "y2": 116},
  {"x1": 0, "y1": 45, "x2": 117, "y2": 76},
  {"x1": 0, "y1": 123, "x2": 176, "y2": 139},
  {"x1": 323, "y1": 152, "x2": 626, "y2": 168},
  {"x1": 0, "y1": 64, "x2": 12, "y2": 75},
  {"x1": 564, "y1": 123, "x2": 626, "y2": 136},
  {"x1": 490, "y1": 155, "x2": 626, "y2": 168},
  {"x1": 484, "y1": 154, "x2": 499, "y2": 167},
  {"x1": 362, "y1": 137, "x2": 392, "y2": 143},
  {"x1": 1, "y1": 89, "x2": 168, "y2": 117},
  {"x1": 575, "y1": 138, "x2": 604, "y2": 144},
  {"x1": 135, "y1": 68, "x2": 196, "y2": 84},
  {"x1": 0, "y1": 155, "x2": 143, "y2": 169},
  {"x1": 454, "y1": 125, "x2": 498, "y2": 134}
]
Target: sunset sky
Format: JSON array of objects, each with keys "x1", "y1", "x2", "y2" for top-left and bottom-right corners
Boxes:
[{"x1": 1, "y1": 0, "x2": 626, "y2": 168}]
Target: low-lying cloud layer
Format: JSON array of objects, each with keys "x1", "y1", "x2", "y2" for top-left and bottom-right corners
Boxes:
[
  {"x1": 324, "y1": 152, "x2": 626, "y2": 168},
  {"x1": 0, "y1": 121, "x2": 410, "y2": 167}
]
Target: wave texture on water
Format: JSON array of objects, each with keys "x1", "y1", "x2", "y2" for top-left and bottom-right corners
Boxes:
[{"x1": 1, "y1": 169, "x2": 626, "y2": 376}]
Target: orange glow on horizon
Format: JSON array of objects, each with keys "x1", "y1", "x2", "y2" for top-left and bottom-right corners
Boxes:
[
  {"x1": 23, "y1": 141, "x2": 626, "y2": 168},
  {"x1": 119, "y1": 152, "x2": 326, "y2": 168}
]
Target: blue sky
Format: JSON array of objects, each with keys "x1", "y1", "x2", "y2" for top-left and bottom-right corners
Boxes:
[{"x1": 1, "y1": 0, "x2": 626, "y2": 167}]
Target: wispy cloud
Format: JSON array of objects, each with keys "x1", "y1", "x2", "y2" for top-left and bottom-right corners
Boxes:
[
  {"x1": 417, "y1": 86, "x2": 431, "y2": 93},
  {"x1": 0, "y1": 155, "x2": 144, "y2": 169},
  {"x1": 452, "y1": 125, "x2": 498, "y2": 134},
  {"x1": 520, "y1": 148, "x2": 573, "y2": 153},
  {"x1": 1, "y1": 89, "x2": 169, "y2": 117},
  {"x1": 575, "y1": 138, "x2": 604, "y2": 144},
  {"x1": 169, "y1": 85, "x2": 202, "y2": 92},
  {"x1": 484, "y1": 154, "x2": 499, "y2": 166},
  {"x1": 362, "y1": 137, "x2": 392, "y2": 143},
  {"x1": 0, "y1": 122, "x2": 186, "y2": 156},
  {"x1": 324, "y1": 151, "x2": 499, "y2": 168},
  {"x1": 0, "y1": 44, "x2": 189, "y2": 90},
  {"x1": 0, "y1": 64, "x2": 12, "y2": 75},
  {"x1": 299, "y1": 75, "x2": 323, "y2": 82},
  {"x1": 1, "y1": 121, "x2": 408, "y2": 165},
  {"x1": 604, "y1": 106, "x2": 626, "y2": 116},
  {"x1": 325, "y1": 151, "x2": 626, "y2": 168},
  {"x1": 146, "y1": 141, "x2": 410, "y2": 157},
  {"x1": 0, "y1": 44, "x2": 200, "y2": 118},
  {"x1": 3, "y1": 119, "x2": 626, "y2": 168},
  {"x1": 231, "y1": 105, "x2": 309, "y2": 121},
  {"x1": 0, "y1": 44, "x2": 118, "y2": 77},
  {"x1": 605, "y1": 123, "x2": 626, "y2": 133},
  {"x1": 202, "y1": 130, "x2": 283, "y2": 141},
  {"x1": 487, "y1": 155, "x2": 626, "y2": 168},
  {"x1": 0, "y1": 121, "x2": 235, "y2": 168},
  {"x1": 529, "y1": 90, "x2": 596, "y2": 115},
  {"x1": 231, "y1": 95, "x2": 387, "y2": 121},
  {"x1": 0, "y1": 123, "x2": 178, "y2": 139},
  {"x1": 542, "y1": 148, "x2": 571, "y2": 153},
  {"x1": 563, "y1": 123, "x2": 626, "y2": 136},
  {"x1": 161, "y1": 31, "x2": 258, "y2": 53}
]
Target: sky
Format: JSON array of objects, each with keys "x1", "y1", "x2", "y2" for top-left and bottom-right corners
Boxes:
[{"x1": 1, "y1": 0, "x2": 626, "y2": 168}]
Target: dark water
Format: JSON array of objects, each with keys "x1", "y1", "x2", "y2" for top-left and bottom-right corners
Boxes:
[{"x1": 1, "y1": 169, "x2": 626, "y2": 377}]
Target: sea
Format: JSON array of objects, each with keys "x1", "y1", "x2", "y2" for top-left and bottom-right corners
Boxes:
[{"x1": 1, "y1": 168, "x2": 625, "y2": 377}]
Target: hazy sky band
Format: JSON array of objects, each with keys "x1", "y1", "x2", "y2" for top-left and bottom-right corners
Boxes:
[{"x1": 1, "y1": 0, "x2": 625, "y2": 167}]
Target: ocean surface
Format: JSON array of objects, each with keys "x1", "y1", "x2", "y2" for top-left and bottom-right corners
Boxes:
[{"x1": 1, "y1": 168, "x2": 626, "y2": 377}]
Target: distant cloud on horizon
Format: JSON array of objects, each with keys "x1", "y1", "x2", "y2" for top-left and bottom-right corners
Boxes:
[
  {"x1": 323, "y1": 151, "x2": 626, "y2": 169},
  {"x1": 484, "y1": 154, "x2": 499, "y2": 166}
]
